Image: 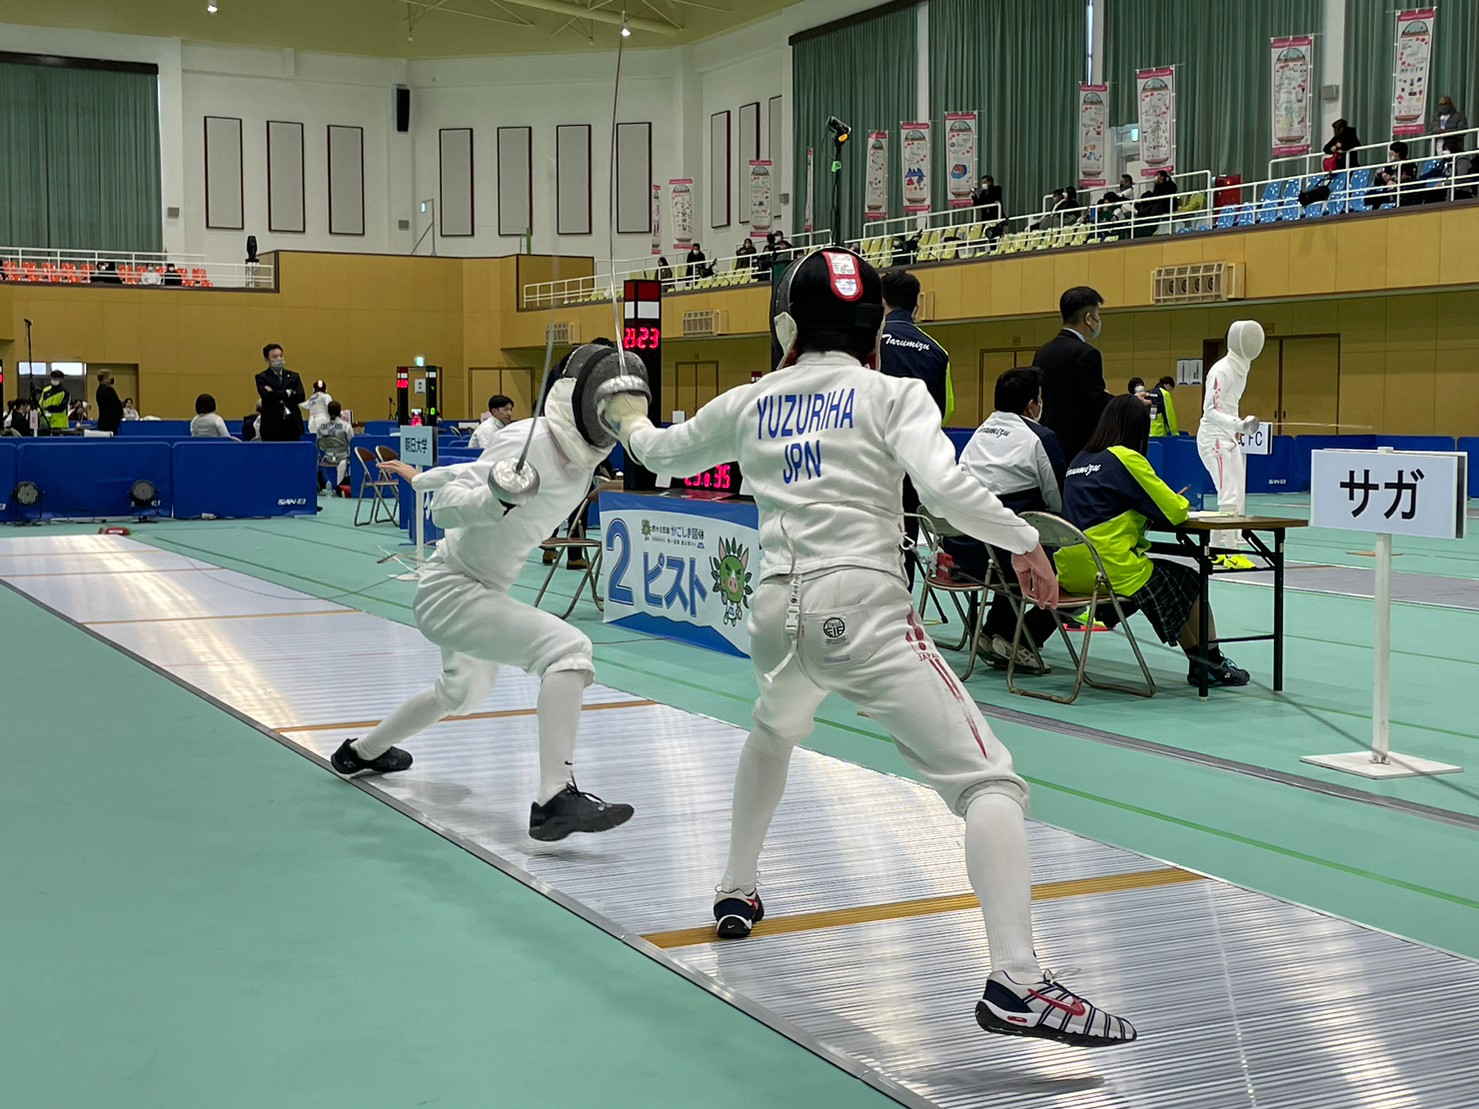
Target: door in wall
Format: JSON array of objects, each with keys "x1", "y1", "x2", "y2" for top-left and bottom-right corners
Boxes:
[
  {"x1": 671, "y1": 361, "x2": 718, "y2": 421},
  {"x1": 469, "y1": 367, "x2": 535, "y2": 423}
]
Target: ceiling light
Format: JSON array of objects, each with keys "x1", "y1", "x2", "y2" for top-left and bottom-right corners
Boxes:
[
  {"x1": 207, "y1": 2, "x2": 217, "y2": 12},
  {"x1": 621, "y1": 13, "x2": 631, "y2": 36}
]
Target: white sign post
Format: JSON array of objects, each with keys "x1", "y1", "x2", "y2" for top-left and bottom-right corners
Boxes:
[
  {"x1": 1303, "y1": 447, "x2": 1467, "y2": 778},
  {"x1": 399, "y1": 426, "x2": 436, "y2": 569}
]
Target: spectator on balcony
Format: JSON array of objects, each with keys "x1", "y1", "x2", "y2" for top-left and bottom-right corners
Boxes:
[
  {"x1": 1365, "y1": 141, "x2": 1410, "y2": 208},
  {"x1": 1323, "y1": 118, "x2": 1362, "y2": 170},
  {"x1": 971, "y1": 173, "x2": 1004, "y2": 221},
  {"x1": 1133, "y1": 171, "x2": 1178, "y2": 237},
  {"x1": 122, "y1": 398, "x2": 140, "y2": 421},
  {"x1": 163, "y1": 263, "x2": 184, "y2": 288},
  {"x1": 190, "y1": 394, "x2": 232, "y2": 438},
  {"x1": 655, "y1": 256, "x2": 673, "y2": 286},
  {"x1": 91, "y1": 260, "x2": 122, "y2": 285},
  {"x1": 1426, "y1": 97, "x2": 1468, "y2": 144},
  {"x1": 95, "y1": 370, "x2": 123, "y2": 433},
  {"x1": 686, "y1": 242, "x2": 713, "y2": 282},
  {"x1": 1060, "y1": 185, "x2": 1085, "y2": 224},
  {"x1": 1032, "y1": 188, "x2": 1066, "y2": 230},
  {"x1": 735, "y1": 237, "x2": 758, "y2": 271}
]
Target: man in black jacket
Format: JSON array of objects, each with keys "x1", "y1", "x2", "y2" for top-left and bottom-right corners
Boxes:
[
  {"x1": 1034, "y1": 286, "x2": 1110, "y2": 463},
  {"x1": 254, "y1": 342, "x2": 306, "y2": 441}
]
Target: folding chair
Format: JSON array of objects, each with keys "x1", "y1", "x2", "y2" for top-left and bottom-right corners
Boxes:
[
  {"x1": 316, "y1": 430, "x2": 350, "y2": 493},
  {"x1": 534, "y1": 478, "x2": 621, "y2": 619},
  {"x1": 913, "y1": 513, "x2": 992, "y2": 679},
  {"x1": 353, "y1": 446, "x2": 398, "y2": 526},
  {"x1": 1006, "y1": 512, "x2": 1156, "y2": 704}
]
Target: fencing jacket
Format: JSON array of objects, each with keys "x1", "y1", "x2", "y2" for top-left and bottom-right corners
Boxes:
[
  {"x1": 411, "y1": 383, "x2": 607, "y2": 590},
  {"x1": 625, "y1": 350, "x2": 1038, "y2": 583},
  {"x1": 1056, "y1": 445, "x2": 1189, "y2": 596},
  {"x1": 1199, "y1": 321, "x2": 1263, "y2": 440},
  {"x1": 958, "y1": 411, "x2": 1065, "y2": 512}
]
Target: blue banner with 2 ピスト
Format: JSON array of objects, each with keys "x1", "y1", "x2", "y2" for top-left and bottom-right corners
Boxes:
[{"x1": 599, "y1": 491, "x2": 762, "y2": 658}]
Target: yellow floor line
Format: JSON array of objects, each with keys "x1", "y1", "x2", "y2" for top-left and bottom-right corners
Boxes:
[
  {"x1": 275, "y1": 698, "x2": 658, "y2": 734},
  {"x1": 85, "y1": 609, "x2": 355, "y2": 626},
  {"x1": 642, "y1": 867, "x2": 1205, "y2": 950}
]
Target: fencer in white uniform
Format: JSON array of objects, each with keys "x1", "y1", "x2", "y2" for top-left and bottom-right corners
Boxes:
[
  {"x1": 1197, "y1": 321, "x2": 1264, "y2": 552},
  {"x1": 602, "y1": 248, "x2": 1136, "y2": 1048},
  {"x1": 331, "y1": 346, "x2": 634, "y2": 842},
  {"x1": 301, "y1": 381, "x2": 332, "y2": 434}
]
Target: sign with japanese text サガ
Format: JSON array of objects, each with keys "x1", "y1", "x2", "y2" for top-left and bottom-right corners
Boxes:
[
  {"x1": 599, "y1": 492, "x2": 762, "y2": 657},
  {"x1": 1310, "y1": 450, "x2": 1466, "y2": 540}
]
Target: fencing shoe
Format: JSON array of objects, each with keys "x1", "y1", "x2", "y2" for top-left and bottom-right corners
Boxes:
[
  {"x1": 331, "y1": 739, "x2": 413, "y2": 778},
  {"x1": 1187, "y1": 653, "x2": 1251, "y2": 688},
  {"x1": 713, "y1": 887, "x2": 765, "y2": 939},
  {"x1": 976, "y1": 969, "x2": 1138, "y2": 1047},
  {"x1": 529, "y1": 782, "x2": 634, "y2": 842}
]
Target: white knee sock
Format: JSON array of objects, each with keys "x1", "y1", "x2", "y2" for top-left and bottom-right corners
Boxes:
[
  {"x1": 964, "y1": 792, "x2": 1042, "y2": 980},
  {"x1": 354, "y1": 687, "x2": 446, "y2": 759},
  {"x1": 536, "y1": 669, "x2": 585, "y2": 805},
  {"x1": 719, "y1": 734, "x2": 793, "y2": 893}
]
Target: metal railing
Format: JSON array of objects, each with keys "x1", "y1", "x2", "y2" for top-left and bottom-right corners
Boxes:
[
  {"x1": 0, "y1": 246, "x2": 273, "y2": 290},
  {"x1": 520, "y1": 229, "x2": 833, "y2": 308},
  {"x1": 1268, "y1": 123, "x2": 1479, "y2": 182}
]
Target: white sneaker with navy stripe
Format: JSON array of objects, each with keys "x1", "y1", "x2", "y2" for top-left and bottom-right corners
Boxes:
[{"x1": 975, "y1": 969, "x2": 1137, "y2": 1047}]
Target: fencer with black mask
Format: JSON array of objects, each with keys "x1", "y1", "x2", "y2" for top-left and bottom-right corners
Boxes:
[
  {"x1": 601, "y1": 248, "x2": 1137, "y2": 1047},
  {"x1": 334, "y1": 343, "x2": 641, "y2": 842}
]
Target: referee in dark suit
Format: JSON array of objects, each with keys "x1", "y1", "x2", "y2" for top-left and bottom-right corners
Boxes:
[
  {"x1": 1034, "y1": 287, "x2": 1111, "y2": 463},
  {"x1": 254, "y1": 342, "x2": 306, "y2": 442}
]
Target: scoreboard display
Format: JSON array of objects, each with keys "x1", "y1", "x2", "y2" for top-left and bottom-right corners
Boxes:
[{"x1": 622, "y1": 279, "x2": 663, "y2": 491}]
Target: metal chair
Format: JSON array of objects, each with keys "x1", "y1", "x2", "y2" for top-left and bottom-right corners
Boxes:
[
  {"x1": 353, "y1": 445, "x2": 398, "y2": 526},
  {"x1": 913, "y1": 513, "x2": 993, "y2": 679},
  {"x1": 1006, "y1": 512, "x2": 1156, "y2": 704},
  {"x1": 316, "y1": 429, "x2": 350, "y2": 492},
  {"x1": 534, "y1": 478, "x2": 621, "y2": 619}
]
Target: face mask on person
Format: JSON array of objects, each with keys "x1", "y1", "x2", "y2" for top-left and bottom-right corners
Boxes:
[{"x1": 269, "y1": 358, "x2": 285, "y2": 370}]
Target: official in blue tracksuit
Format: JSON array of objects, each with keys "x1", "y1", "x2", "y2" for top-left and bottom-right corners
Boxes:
[{"x1": 880, "y1": 269, "x2": 954, "y2": 585}]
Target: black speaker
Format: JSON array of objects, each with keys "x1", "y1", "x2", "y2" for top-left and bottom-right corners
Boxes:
[{"x1": 394, "y1": 86, "x2": 411, "y2": 133}]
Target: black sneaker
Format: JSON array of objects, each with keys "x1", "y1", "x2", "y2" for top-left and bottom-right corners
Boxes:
[
  {"x1": 528, "y1": 783, "x2": 634, "y2": 842},
  {"x1": 541, "y1": 547, "x2": 559, "y2": 565},
  {"x1": 1187, "y1": 654, "x2": 1251, "y2": 688},
  {"x1": 330, "y1": 738, "x2": 413, "y2": 778},
  {"x1": 566, "y1": 555, "x2": 590, "y2": 571},
  {"x1": 713, "y1": 888, "x2": 765, "y2": 939},
  {"x1": 975, "y1": 969, "x2": 1137, "y2": 1047}
]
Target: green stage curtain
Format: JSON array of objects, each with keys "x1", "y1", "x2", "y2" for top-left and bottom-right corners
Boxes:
[
  {"x1": 793, "y1": 4, "x2": 919, "y2": 239},
  {"x1": 0, "y1": 62, "x2": 162, "y2": 251},
  {"x1": 1348, "y1": 0, "x2": 1479, "y2": 150},
  {"x1": 0, "y1": 64, "x2": 47, "y2": 248},
  {"x1": 930, "y1": 0, "x2": 1087, "y2": 218},
  {"x1": 1105, "y1": 0, "x2": 1320, "y2": 184}
]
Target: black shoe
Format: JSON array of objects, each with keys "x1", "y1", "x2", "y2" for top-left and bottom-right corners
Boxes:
[
  {"x1": 541, "y1": 547, "x2": 559, "y2": 565},
  {"x1": 566, "y1": 555, "x2": 590, "y2": 571},
  {"x1": 528, "y1": 783, "x2": 634, "y2": 842},
  {"x1": 713, "y1": 888, "x2": 765, "y2": 939},
  {"x1": 330, "y1": 738, "x2": 413, "y2": 777},
  {"x1": 1187, "y1": 655, "x2": 1251, "y2": 688}
]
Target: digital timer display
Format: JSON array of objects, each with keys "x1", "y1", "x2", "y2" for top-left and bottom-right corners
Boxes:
[
  {"x1": 680, "y1": 461, "x2": 741, "y2": 493},
  {"x1": 623, "y1": 326, "x2": 661, "y2": 352}
]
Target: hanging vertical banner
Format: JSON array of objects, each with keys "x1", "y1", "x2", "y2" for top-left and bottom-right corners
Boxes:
[
  {"x1": 1136, "y1": 67, "x2": 1177, "y2": 175},
  {"x1": 669, "y1": 178, "x2": 693, "y2": 252},
  {"x1": 864, "y1": 131, "x2": 889, "y2": 220},
  {"x1": 1392, "y1": 8, "x2": 1436, "y2": 137},
  {"x1": 944, "y1": 112, "x2": 978, "y2": 207},
  {"x1": 901, "y1": 122, "x2": 931, "y2": 213},
  {"x1": 1078, "y1": 85, "x2": 1109, "y2": 187},
  {"x1": 748, "y1": 161, "x2": 774, "y2": 237},
  {"x1": 1270, "y1": 37, "x2": 1315, "y2": 156},
  {"x1": 651, "y1": 184, "x2": 662, "y2": 255},
  {"x1": 804, "y1": 147, "x2": 815, "y2": 232}
]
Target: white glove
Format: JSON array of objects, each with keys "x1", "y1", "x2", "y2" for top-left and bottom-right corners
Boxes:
[
  {"x1": 1240, "y1": 415, "x2": 1259, "y2": 436},
  {"x1": 600, "y1": 392, "x2": 652, "y2": 440}
]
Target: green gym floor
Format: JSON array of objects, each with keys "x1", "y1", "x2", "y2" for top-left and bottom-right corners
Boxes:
[{"x1": 4, "y1": 493, "x2": 1477, "y2": 1108}]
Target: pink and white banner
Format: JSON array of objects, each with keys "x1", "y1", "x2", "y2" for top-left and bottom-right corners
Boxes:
[
  {"x1": 1392, "y1": 8, "x2": 1436, "y2": 137},
  {"x1": 864, "y1": 131, "x2": 889, "y2": 220},
  {"x1": 651, "y1": 184, "x2": 662, "y2": 255},
  {"x1": 1078, "y1": 84, "x2": 1109, "y2": 187},
  {"x1": 1136, "y1": 67, "x2": 1176, "y2": 175},
  {"x1": 748, "y1": 161, "x2": 774, "y2": 237},
  {"x1": 1271, "y1": 37, "x2": 1315, "y2": 156},
  {"x1": 804, "y1": 148, "x2": 814, "y2": 232},
  {"x1": 901, "y1": 122, "x2": 931, "y2": 213},
  {"x1": 944, "y1": 112, "x2": 978, "y2": 207},
  {"x1": 669, "y1": 178, "x2": 693, "y2": 252}
]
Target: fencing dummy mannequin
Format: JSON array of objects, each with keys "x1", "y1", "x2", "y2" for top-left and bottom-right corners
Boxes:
[{"x1": 1197, "y1": 320, "x2": 1263, "y2": 551}]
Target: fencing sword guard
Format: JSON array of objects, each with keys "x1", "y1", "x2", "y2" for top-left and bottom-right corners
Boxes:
[{"x1": 488, "y1": 456, "x2": 541, "y2": 505}]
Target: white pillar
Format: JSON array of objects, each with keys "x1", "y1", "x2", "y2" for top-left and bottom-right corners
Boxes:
[
  {"x1": 1321, "y1": 0, "x2": 1346, "y2": 133},
  {"x1": 1089, "y1": 0, "x2": 1104, "y2": 85}
]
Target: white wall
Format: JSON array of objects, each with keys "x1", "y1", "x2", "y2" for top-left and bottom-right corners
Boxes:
[{"x1": 696, "y1": 44, "x2": 785, "y2": 252}]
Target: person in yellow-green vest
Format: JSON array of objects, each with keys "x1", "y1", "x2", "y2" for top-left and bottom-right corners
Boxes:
[
  {"x1": 1057, "y1": 395, "x2": 1249, "y2": 689},
  {"x1": 1147, "y1": 375, "x2": 1179, "y2": 437},
  {"x1": 36, "y1": 370, "x2": 71, "y2": 435},
  {"x1": 880, "y1": 268, "x2": 953, "y2": 586}
]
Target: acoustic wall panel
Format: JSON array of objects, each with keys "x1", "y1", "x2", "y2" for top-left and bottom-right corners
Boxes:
[
  {"x1": 615, "y1": 122, "x2": 652, "y2": 235},
  {"x1": 497, "y1": 126, "x2": 533, "y2": 237},
  {"x1": 738, "y1": 102, "x2": 760, "y2": 222},
  {"x1": 327, "y1": 125, "x2": 365, "y2": 236},
  {"x1": 203, "y1": 115, "x2": 244, "y2": 230},
  {"x1": 556, "y1": 124, "x2": 592, "y2": 236},
  {"x1": 267, "y1": 120, "x2": 305, "y2": 234},
  {"x1": 439, "y1": 127, "x2": 474, "y2": 237}
]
